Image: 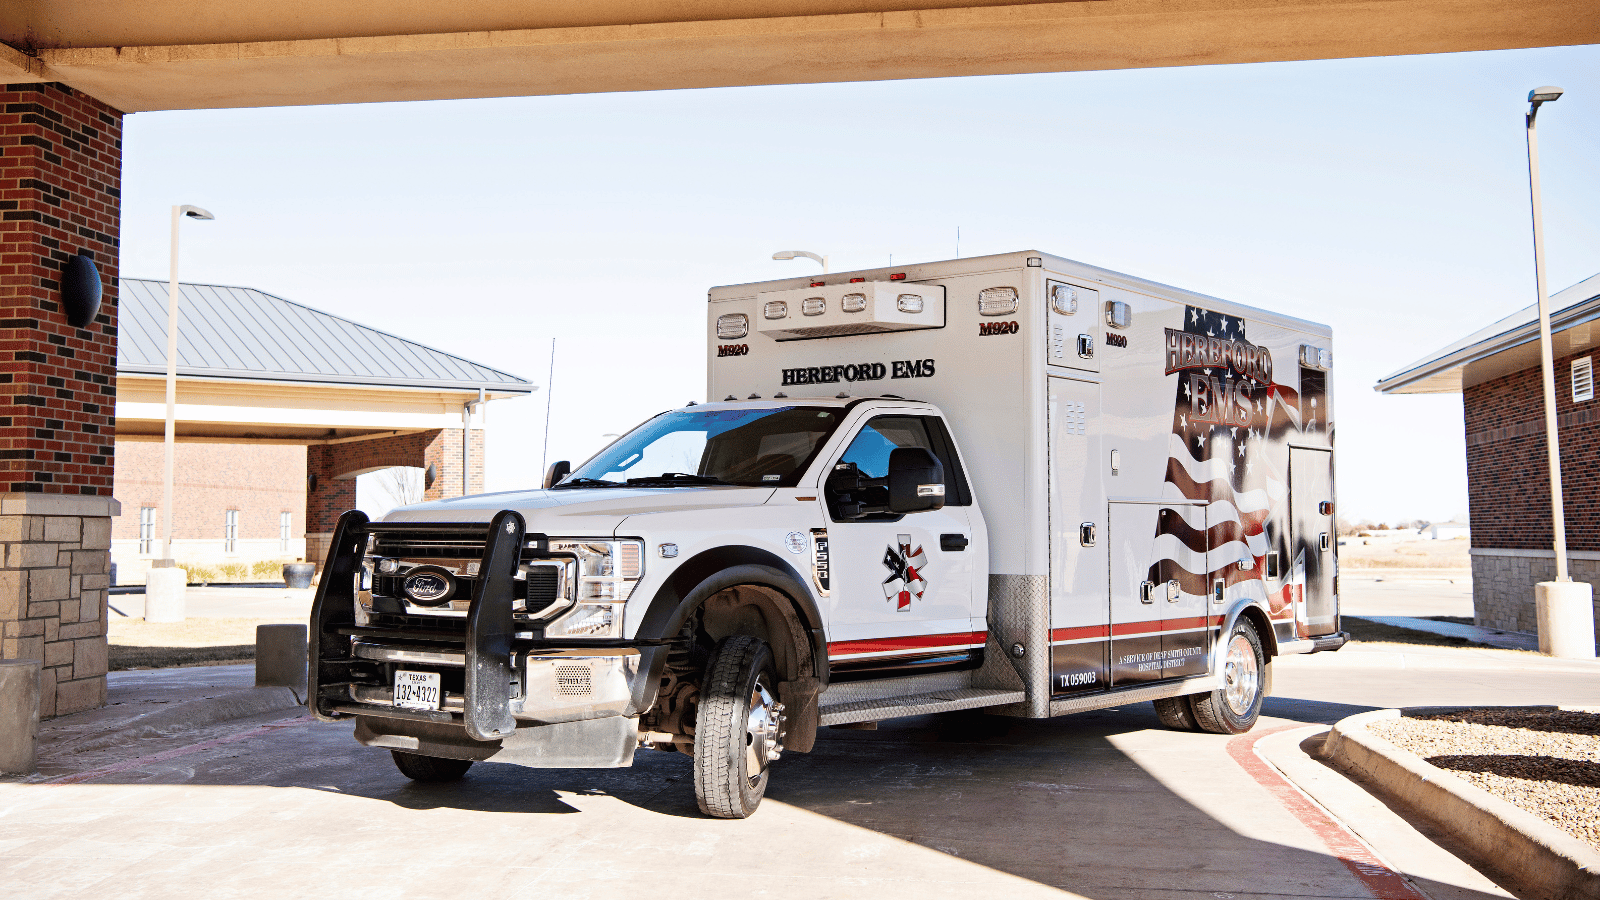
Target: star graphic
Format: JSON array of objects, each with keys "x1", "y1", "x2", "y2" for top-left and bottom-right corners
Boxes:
[{"x1": 1179, "y1": 413, "x2": 1187, "y2": 428}]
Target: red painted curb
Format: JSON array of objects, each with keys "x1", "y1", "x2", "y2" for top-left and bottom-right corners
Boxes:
[{"x1": 1228, "y1": 725, "x2": 1428, "y2": 900}]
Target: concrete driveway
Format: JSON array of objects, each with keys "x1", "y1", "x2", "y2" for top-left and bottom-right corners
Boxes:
[{"x1": 3, "y1": 643, "x2": 1596, "y2": 900}]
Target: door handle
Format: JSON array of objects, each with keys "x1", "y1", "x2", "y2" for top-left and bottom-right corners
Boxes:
[
  {"x1": 1077, "y1": 334, "x2": 1094, "y2": 359},
  {"x1": 1319, "y1": 532, "x2": 1330, "y2": 553},
  {"x1": 1139, "y1": 580, "x2": 1156, "y2": 604},
  {"x1": 1079, "y1": 522, "x2": 1096, "y2": 547},
  {"x1": 940, "y1": 533, "x2": 968, "y2": 552}
]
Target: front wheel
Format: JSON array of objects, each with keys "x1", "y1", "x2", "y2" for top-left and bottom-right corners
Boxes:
[
  {"x1": 1190, "y1": 619, "x2": 1266, "y2": 735},
  {"x1": 693, "y1": 635, "x2": 785, "y2": 818}
]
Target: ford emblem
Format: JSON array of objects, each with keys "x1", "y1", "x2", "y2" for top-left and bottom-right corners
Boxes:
[{"x1": 402, "y1": 567, "x2": 455, "y2": 606}]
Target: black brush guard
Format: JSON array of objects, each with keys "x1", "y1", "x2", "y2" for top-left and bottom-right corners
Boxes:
[{"x1": 308, "y1": 508, "x2": 534, "y2": 741}]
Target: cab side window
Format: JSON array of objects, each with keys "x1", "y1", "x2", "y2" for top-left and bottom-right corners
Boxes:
[{"x1": 838, "y1": 417, "x2": 935, "y2": 479}]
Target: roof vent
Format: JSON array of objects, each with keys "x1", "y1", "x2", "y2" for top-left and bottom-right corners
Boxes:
[{"x1": 1574, "y1": 357, "x2": 1594, "y2": 402}]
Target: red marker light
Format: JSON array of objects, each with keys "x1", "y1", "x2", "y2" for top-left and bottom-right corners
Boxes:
[
  {"x1": 849, "y1": 277, "x2": 865, "y2": 283},
  {"x1": 810, "y1": 281, "x2": 825, "y2": 287},
  {"x1": 890, "y1": 273, "x2": 907, "y2": 281}
]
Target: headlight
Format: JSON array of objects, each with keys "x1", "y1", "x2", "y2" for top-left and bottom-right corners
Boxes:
[{"x1": 544, "y1": 539, "x2": 643, "y2": 639}]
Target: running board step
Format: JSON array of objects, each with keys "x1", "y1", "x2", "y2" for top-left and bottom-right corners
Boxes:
[{"x1": 819, "y1": 688, "x2": 1026, "y2": 726}]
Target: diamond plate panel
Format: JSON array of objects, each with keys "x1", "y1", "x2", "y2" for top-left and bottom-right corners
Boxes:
[
  {"x1": 974, "y1": 573, "x2": 1050, "y2": 716},
  {"x1": 819, "y1": 688, "x2": 1027, "y2": 726}
]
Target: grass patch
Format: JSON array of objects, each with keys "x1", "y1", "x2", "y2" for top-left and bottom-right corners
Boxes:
[{"x1": 109, "y1": 645, "x2": 254, "y2": 671}]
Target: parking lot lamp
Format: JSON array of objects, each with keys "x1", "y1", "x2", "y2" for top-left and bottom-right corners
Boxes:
[
  {"x1": 158, "y1": 205, "x2": 214, "y2": 566},
  {"x1": 1526, "y1": 87, "x2": 1566, "y2": 581},
  {"x1": 772, "y1": 250, "x2": 829, "y2": 274}
]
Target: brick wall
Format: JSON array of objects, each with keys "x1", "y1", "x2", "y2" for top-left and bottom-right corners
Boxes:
[
  {"x1": 0, "y1": 83, "x2": 121, "y2": 496},
  {"x1": 111, "y1": 439, "x2": 305, "y2": 541},
  {"x1": 1463, "y1": 348, "x2": 1600, "y2": 551},
  {"x1": 306, "y1": 427, "x2": 482, "y2": 547},
  {"x1": 0, "y1": 83, "x2": 122, "y2": 719}
]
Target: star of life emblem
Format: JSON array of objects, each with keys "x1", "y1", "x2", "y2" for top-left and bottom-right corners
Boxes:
[{"x1": 881, "y1": 534, "x2": 928, "y2": 611}]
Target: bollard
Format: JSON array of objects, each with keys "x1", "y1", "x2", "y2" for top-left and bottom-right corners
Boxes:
[
  {"x1": 144, "y1": 566, "x2": 187, "y2": 623},
  {"x1": 0, "y1": 659, "x2": 41, "y2": 775},
  {"x1": 256, "y1": 624, "x2": 309, "y2": 691},
  {"x1": 1536, "y1": 581, "x2": 1597, "y2": 659}
]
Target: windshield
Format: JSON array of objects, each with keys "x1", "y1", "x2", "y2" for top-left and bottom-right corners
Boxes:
[{"x1": 559, "y1": 406, "x2": 844, "y2": 488}]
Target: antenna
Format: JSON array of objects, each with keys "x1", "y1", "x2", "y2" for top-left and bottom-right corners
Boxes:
[
  {"x1": 956, "y1": 226, "x2": 961, "y2": 259},
  {"x1": 540, "y1": 338, "x2": 555, "y2": 475}
]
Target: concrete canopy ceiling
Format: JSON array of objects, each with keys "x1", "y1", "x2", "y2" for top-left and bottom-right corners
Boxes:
[{"x1": 1, "y1": 0, "x2": 1597, "y2": 112}]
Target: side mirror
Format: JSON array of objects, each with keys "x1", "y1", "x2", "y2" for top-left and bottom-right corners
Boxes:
[
  {"x1": 887, "y1": 448, "x2": 945, "y2": 514},
  {"x1": 543, "y1": 460, "x2": 570, "y2": 489}
]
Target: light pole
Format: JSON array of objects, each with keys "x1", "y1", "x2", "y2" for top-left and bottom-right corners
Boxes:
[
  {"x1": 1524, "y1": 86, "x2": 1593, "y2": 657},
  {"x1": 147, "y1": 205, "x2": 213, "y2": 622},
  {"x1": 772, "y1": 250, "x2": 829, "y2": 274}
]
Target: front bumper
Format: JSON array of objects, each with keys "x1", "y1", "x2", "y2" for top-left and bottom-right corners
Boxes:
[
  {"x1": 342, "y1": 642, "x2": 640, "y2": 725},
  {"x1": 308, "y1": 510, "x2": 650, "y2": 767}
]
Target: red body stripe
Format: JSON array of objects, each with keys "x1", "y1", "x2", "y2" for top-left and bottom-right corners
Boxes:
[{"x1": 828, "y1": 631, "x2": 987, "y2": 656}]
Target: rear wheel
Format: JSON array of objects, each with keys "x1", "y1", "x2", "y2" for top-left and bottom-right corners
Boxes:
[
  {"x1": 1151, "y1": 696, "x2": 1199, "y2": 731},
  {"x1": 693, "y1": 635, "x2": 785, "y2": 819},
  {"x1": 1190, "y1": 619, "x2": 1265, "y2": 735},
  {"x1": 391, "y1": 750, "x2": 474, "y2": 782}
]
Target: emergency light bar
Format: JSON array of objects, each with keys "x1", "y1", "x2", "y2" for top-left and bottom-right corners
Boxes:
[{"x1": 754, "y1": 281, "x2": 946, "y2": 341}]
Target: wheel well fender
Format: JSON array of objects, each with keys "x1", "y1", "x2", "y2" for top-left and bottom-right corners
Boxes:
[
  {"x1": 1230, "y1": 602, "x2": 1278, "y2": 658},
  {"x1": 629, "y1": 546, "x2": 827, "y2": 713}
]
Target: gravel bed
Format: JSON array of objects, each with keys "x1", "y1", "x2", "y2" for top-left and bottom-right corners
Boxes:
[{"x1": 1371, "y1": 709, "x2": 1600, "y2": 851}]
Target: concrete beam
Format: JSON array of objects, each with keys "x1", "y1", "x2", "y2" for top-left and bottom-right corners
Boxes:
[{"x1": 11, "y1": 0, "x2": 1600, "y2": 112}]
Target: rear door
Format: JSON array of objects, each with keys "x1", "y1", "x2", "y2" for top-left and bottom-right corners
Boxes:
[{"x1": 1290, "y1": 447, "x2": 1337, "y2": 637}]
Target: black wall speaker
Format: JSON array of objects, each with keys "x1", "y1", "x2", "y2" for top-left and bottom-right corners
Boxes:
[{"x1": 62, "y1": 251, "x2": 102, "y2": 328}]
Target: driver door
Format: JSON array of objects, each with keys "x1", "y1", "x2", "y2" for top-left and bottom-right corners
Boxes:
[{"x1": 821, "y1": 414, "x2": 979, "y2": 672}]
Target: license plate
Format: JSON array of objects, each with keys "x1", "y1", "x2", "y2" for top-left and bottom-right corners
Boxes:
[{"x1": 393, "y1": 670, "x2": 441, "y2": 711}]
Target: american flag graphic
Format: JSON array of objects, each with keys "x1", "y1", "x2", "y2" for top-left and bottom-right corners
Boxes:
[
  {"x1": 1153, "y1": 306, "x2": 1314, "y2": 619},
  {"x1": 882, "y1": 534, "x2": 927, "y2": 611}
]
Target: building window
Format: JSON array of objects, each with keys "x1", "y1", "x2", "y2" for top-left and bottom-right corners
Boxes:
[
  {"x1": 280, "y1": 511, "x2": 292, "y2": 552},
  {"x1": 224, "y1": 509, "x2": 239, "y2": 554},
  {"x1": 139, "y1": 507, "x2": 155, "y2": 555},
  {"x1": 1573, "y1": 357, "x2": 1594, "y2": 403}
]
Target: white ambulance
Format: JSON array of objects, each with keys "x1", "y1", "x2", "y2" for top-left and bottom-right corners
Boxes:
[{"x1": 308, "y1": 250, "x2": 1345, "y2": 818}]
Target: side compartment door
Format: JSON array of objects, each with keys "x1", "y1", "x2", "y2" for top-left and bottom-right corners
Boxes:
[
  {"x1": 1048, "y1": 375, "x2": 1108, "y2": 695},
  {"x1": 1108, "y1": 501, "x2": 1209, "y2": 686},
  {"x1": 1290, "y1": 447, "x2": 1337, "y2": 637}
]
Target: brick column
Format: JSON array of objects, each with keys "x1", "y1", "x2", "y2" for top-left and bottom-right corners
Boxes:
[{"x1": 0, "y1": 83, "x2": 123, "y2": 717}]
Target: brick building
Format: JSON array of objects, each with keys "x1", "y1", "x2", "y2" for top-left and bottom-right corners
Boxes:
[
  {"x1": 111, "y1": 278, "x2": 533, "y2": 583},
  {"x1": 1377, "y1": 273, "x2": 1600, "y2": 644}
]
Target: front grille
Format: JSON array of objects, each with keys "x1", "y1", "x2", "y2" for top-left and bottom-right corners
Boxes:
[
  {"x1": 525, "y1": 566, "x2": 560, "y2": 608},
  {"x1": 555, "y1": 665, "x2": 592, "y2": 696}
]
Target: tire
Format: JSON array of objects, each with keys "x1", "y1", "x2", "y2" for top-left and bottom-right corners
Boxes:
[
  {"x1": 1190, "y1": 618, "x2": 1266, "y2": 735},
  {"x1": 693, "y1": 635, "x2": 785, "y2": 819},
  {"x1": 391, "y1": 750, "x2": 474, "y2": 782},
  {"x1": 1151, "y1": 695, "x2": 1199, "y2": 731}
]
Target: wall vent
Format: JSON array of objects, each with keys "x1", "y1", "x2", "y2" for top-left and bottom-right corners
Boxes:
[{"x1": 1574, "y1": 357, "x2": 1594, "y2": 402}]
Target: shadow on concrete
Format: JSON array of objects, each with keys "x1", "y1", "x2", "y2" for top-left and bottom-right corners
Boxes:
[
  {"x1": 48, "y1": 699, "x2": 1508, "y2": 899},
  {"x1": 1263, "y1": 695, "x2": 1383, "y2": 725}
]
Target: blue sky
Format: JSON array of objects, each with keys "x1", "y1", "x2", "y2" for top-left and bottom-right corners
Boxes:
[{"x1": 117, "y1": 43, "x2": 1600, "y2": 522}]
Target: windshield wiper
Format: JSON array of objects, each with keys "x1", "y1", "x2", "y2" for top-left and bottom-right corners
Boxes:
[
  {"x1": 549, "y1": 477, "x2": 623, "y2": 489},
  {"x1": 624, "y1": 473, "x2": 736, "y2": 487}
]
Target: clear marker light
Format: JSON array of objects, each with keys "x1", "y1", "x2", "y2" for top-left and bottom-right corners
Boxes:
[{"x1": 716, "y1": 314, "x2": 748, "y2": 339}]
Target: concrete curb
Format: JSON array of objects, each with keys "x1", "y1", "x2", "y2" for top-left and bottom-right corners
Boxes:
[
  {"x1": 1320, "y1": 707, "x2": 1600, "y2": 900},
  {"x1": 60, "y1": 686, "x2": 305, "y2": 757}
]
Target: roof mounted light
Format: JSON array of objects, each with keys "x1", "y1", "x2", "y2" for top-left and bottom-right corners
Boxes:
[
  {"x1": 802, "y1": 297, "x2": 826, "y2": 316},
  {"x1": 716, "y1": 313, "x2": 749, "y2": 339},
  {"x1": 1050, "y1": 283, "x2": 1078, "y2": 315},
  {"x1": 889, "y1": 273, "x2": 907, "y2": 281},
  {"x1": 763, "y1": 301, "x2": 788, "y2": 320},
  {"x1": 1105, "y1": 300, "x2": 1131, "y2": 330},
  {"x1": 897, "y1": 294, "x2": 925, "y2": 313},
  {"x1": 841, "y1": 292, "x2": 867, "y2": 313}
]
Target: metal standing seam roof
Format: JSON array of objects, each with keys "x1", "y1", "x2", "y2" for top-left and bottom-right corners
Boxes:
[
  {"x1": 1374, "y1": 272, "x2": 1600, "y2": 395},
  {"x1": 116, "y1": 278, "x2": 536, "y2": 393}
]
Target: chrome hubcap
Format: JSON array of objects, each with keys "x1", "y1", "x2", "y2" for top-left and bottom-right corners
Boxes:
[
  {"x1": 744, "y1": 678, "x2": 785, "y2": 785},
  {"x1": 1222, "y1": 634, "x2": 1259, "y2": 716}
]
